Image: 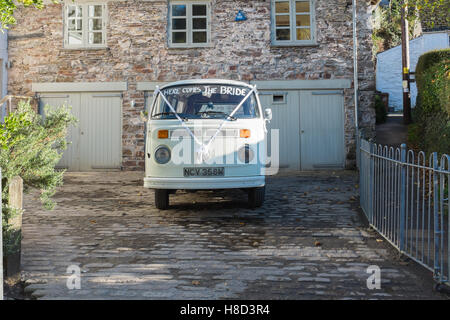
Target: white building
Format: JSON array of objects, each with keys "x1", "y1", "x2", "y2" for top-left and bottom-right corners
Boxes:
[{"x1": 376, "y1": 31, "x2": 449, "y2": 111}]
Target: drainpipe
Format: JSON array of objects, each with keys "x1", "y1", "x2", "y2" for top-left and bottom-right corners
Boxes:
[
  {"x1": 352, "y1": 0, "x2": 359, "y2": 133},
  {"x1": 1, "y1": 29, "x2": 7, "y2": 123}
]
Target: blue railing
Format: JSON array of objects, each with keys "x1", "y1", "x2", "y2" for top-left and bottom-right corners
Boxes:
[{"x1": 358, "y1": 132, "x2": 449, "y2": 285}]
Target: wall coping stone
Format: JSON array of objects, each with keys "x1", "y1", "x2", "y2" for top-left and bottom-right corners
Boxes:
[{"x1": 32, "y1": 82, "x2": 128, "y2": 92}]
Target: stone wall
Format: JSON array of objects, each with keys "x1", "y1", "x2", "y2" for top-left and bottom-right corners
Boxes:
[{"x1": 7, "y1": 0, "x2": 376, "y2": 170}]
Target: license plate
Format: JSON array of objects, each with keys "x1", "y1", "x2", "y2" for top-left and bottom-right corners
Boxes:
[{"x1": 184, "y1": 167, "x2": 225, "y2": 177}]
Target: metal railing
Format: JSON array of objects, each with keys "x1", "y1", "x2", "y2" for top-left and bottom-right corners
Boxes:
[
  {"x1": 0, "y1": 95, "x2": 35, "y2": 113},
  {"x1": 1, "y1": 95, "x2": 37, "y2": 121},
  {"x1": 0, "y1": 168, "x2": 3, "y2": 300},
  {"x1": 358, "y1": 132, "x2": 449, "y2": 286}
]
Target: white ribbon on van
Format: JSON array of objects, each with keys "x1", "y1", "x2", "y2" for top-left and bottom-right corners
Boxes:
[{"x1": 154, "y1": 85, "x2": 256, "y2": 163}]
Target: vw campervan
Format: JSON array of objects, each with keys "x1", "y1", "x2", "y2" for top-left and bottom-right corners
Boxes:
[{"x1": 143, "y1": 79, "x2": 272, "y2": 209}]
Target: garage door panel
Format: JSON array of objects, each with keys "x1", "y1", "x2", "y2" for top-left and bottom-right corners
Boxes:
[
  {"x1": 39, "y1": 92, "x2": 122, "y2": 171},
  {"x1": 80, "y1": 93, "x2": 122, "y2": 170},
  {"x1": 300, "y1": 91, "x2": 344, "y2": 170},
  {"x1": 39, "y1": 93, "x2": 81, "y2": 171},
  {"x1": 259, "y1": 91, "x2": 300, "y2": 170}
]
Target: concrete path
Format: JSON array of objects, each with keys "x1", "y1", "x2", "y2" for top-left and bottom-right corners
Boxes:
[
  {"x1": 20, "y1": 171, "x2": 447, "y2": 299},
  {"x1": 375, "y1": 114, "x2": 409, "y2": 147}
]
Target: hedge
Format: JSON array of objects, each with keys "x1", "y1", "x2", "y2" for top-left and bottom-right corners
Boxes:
[{"x1": 409, "y1": 49, "x2": 450, "y2": 155}]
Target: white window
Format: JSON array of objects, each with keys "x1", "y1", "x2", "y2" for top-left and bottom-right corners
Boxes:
[
  {"x1": 271, "y1": 0, "x2": 316, "y2": 46},
  {"x1": 168, "y1": 1, "x2": 211, "y2": 48},
  {"x1": 64, "y1": 3, "x2": 107, "y2": 48}
]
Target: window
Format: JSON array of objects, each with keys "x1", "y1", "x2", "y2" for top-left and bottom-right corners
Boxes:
[
  {"x1": 271, "y1": 0, "x2": 316, "y2": 46},
  {"x1": 152, "y1": 84, "x2": 259, "y2": 120},
  {"x1": 169, "y1": 1, "x2": 211, "y2": 48},
  {"x1": 272, "y1": 93, "x2": 287, "y2": 104},
  {"x1": 64, "y1": 3, "x2": 107, "y2": 48}
]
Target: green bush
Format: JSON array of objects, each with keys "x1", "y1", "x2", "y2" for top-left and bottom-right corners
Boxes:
[
  {"x1": 1, "y1": 100, "x2": 77, "y2": 255},
  {"x1": 407, "y1": 122, "x2": 421, "y2": 150},
  {"x1": 409, "y1": 49, "x2": 450, "y2": 155},
  {"x1": 374, "y1": 94, "x2": 387, "y2": 124},
  {"x1": 415, "y1": 49, "x2": 450, "y2": 82}
]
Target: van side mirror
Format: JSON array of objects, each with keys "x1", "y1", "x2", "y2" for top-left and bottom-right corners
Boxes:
[{"x1": 264, "y1": 108, "x2": 272, "y2": 121}]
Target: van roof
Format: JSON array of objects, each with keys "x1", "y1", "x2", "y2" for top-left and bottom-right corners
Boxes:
[{"x1": 159, "y1": 79, "x2": 254, "y2": 90}]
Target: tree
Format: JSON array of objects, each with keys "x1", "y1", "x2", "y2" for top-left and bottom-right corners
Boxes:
[
  {"x1": 408, "y1": 0, "x2": 450, "y2": 29},
  {"x1": 372, "y1": 0, "x2": 449, "y2": 55},
  {"x1": 0, "y1": 0, "x2": 44, "y2": 29},
  {"x1": 372, "y1": 1, "x2": 417, "y2": 54}
]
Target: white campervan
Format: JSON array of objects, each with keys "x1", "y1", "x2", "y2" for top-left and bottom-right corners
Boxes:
[{"x1": 143, "y1": 79, "x2": 272, "y2": 210}]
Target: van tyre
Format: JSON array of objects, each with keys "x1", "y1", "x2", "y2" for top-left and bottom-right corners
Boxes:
[
  {"x1": 248, "y1": 186, "x2": 265, "y2": 208},
  {"x1": 155, "y1": 189, "x2": 169, "y2": 210}
]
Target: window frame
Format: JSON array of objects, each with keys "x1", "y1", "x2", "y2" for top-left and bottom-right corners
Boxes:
[
  {"x1": 272, "y1": 92, "x2": 287, "y2": 104},
  {"x1": 271, "y1": 0, "x2": 317, "y2": 47},
  {"x1": 63, "y1": 3, "x2": 108, "y2": 49},
  {"x1": 168, "y1": 1, "x2": 212, "y2": 48}
]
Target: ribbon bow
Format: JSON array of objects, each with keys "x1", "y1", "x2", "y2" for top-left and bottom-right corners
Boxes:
[{"x1": 154, "y1": 85, "x2": 257, "y2": 163}]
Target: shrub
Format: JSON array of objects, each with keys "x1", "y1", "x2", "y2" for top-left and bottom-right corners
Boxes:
[
  {"x1": 415, "y1": 49, "x2": 450, "y2": 82},
  {"x1": 409, "y1": 49, "x2": 450, "y2": 156},
  {"x1": 1, "y1": 100, "x2": 77, "y2": 255},
  {"x1": 415, "y1": 49, "x2": 450, "y2": 115},
  {"x1": 374, "y1": 94, "x2": 387, "y2": 124},
  {"x1": 407, "y1": 122, "x2": 421, "y2": 150}
]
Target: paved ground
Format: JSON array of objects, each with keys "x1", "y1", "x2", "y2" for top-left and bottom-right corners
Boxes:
[
  {"x1": 20, "y1": 171, "x2": 447, "y2": 300},
  {"x1": 375, "y1": 114, "x2": 408, "y2": 147}
]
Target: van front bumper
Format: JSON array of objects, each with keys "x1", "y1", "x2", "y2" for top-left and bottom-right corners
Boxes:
[{"x1": 143, "y1": 176, "x2": 265, "y2": 190}]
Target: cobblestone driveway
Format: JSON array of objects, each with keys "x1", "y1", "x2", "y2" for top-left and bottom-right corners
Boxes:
[{"x1": 21, "y1": 171, "x2": 447, "y2": 299}]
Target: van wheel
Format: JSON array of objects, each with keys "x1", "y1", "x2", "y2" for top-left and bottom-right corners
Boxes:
[
  {"x1": 248, "y1": 187, "x2": 265, "y2": 208},
  {"x1": 155, "y1": 189, "x2": 169, "y2": 210}
]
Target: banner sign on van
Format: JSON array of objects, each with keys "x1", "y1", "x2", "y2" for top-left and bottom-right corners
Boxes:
[{"x1": 162, "y1": 85, "x2": 248, "y2": 98}]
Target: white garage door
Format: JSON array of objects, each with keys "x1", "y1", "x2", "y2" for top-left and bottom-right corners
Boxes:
[
  {"x1": 299, "y1": 90, "x2": 345, "y2": 170},
  {"x1": 260, "y1": 89, "x2": 345, "y2": 171},
  {"x1": 39, "y1": 92, "x2": 122, "y2": 171}
]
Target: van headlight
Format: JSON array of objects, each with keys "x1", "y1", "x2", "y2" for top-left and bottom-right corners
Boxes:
[
  {"x1": 238, "y1": 145, "x2": 254, "y2": 163},
  {"x1": 155, "y1": 146, "x2": 171, "y2": 164}
]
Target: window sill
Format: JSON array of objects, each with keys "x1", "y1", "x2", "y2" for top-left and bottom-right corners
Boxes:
[
  {"x1": 62, "y1": 46, "x2": 109, "y2": 51},
  {"x1": 167, "y1": 44, "x2": 214, "y2": 49},
  {"x1": 270, "y1": 42, "x2": 319, "y2": 48}
]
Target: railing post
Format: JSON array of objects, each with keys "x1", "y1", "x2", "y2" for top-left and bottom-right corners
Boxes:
[
  {"x1": 432, "y1": 152, "x2": 441, "y2": 280},
  {"x1": 368, "y1": 141, "x2": 375, "y2": 224},
  {"x1": 356, "y1": 130, "x2": 362, "y2": 169},
  {"x1": 399, "y1": 143, "x2": 407, "y2": 252},
  {"x1": 0, "y1": 167, "x2": 3, "y2": 300}
]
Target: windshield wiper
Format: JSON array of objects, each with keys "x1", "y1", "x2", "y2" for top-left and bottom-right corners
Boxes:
[
  {"x1": 153, "y1": 112, "x2": 188, "y2": 121},
  {"x1": 196, "y1": 111, "x2": 236, "y2": 121}
]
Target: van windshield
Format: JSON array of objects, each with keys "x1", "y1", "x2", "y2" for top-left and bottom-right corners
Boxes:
[{"x1": 151, "y1": 84, "x2": 260, "y2": 120}]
